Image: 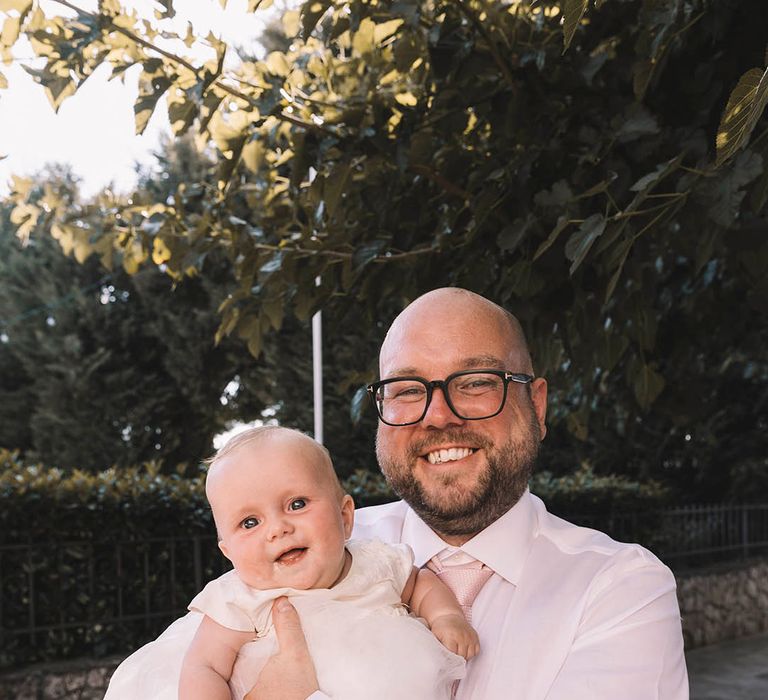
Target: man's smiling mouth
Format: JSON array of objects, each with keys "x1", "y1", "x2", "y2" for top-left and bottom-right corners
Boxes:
[{"x1": 425, "y1": 447, "x2": 476, "y2": 464}]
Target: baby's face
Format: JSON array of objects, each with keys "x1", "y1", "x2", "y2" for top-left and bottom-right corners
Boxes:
[{"x1": 207, "y1": 433, "x2": 354, "y2": 590}]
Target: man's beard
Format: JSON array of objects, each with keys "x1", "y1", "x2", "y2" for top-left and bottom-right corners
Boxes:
[{"x1": 376, "y1": 416, "x2": 541, "y2": 538}]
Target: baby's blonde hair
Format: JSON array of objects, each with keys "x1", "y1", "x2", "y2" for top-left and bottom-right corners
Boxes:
[{"x1": 207, "y1": 425, "x2": 345, "y2": 500}]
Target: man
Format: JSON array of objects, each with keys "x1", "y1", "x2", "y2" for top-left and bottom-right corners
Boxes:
[{"x1": 247, "y1": 288, "x2": 689, "y2": 699}]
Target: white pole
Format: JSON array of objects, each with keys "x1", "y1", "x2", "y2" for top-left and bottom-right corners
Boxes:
[{"x1": 312, "y1": 291, "x2": 323, "y2": 445}]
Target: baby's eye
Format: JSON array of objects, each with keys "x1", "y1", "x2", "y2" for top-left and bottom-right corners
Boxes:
[
  {"x1": 241, "y1": 517, "x2": 260, "y2": 529},
  {"x1": 289, "y1": 498, "x2": 307, "y2": 511}
]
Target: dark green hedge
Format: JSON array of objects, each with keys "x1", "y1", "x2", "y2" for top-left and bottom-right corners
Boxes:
[
  {"x1": 0, "y1": 451, "x2": 667, "y2": 670},
  {"x1": 0, "y1": 451, "x2": 219, "y2": 670}
]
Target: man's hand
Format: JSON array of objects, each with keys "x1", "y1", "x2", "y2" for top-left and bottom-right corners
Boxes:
[
  {"x1": 244, "y1": 597, "x2": 320, "y2": 700},
  {"x1": 430, "y1": 613, "x2": 481, "y2": 660}
]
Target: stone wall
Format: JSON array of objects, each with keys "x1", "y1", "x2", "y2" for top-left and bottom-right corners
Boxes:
[
  {"x1": 0, "y1": 657, "x2": 120, "y2": 700},
  {"x1": 677, "y1": 558, "x2": 768, "y2": 649},
  {"x1": 3, "y1": 560, "x2": 768, "y2": 698}
]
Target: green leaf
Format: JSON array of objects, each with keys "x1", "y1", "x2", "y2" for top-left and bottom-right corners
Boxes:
[
  {"x1": 633, "y1": 363, "x2": 665, "y2": 410},
  {"x1": 533, "y1": 216, "x2": 570, "y2": 260},
  {"x1": 564, "y1": 213, "x2": 606, "y2": 274},
  {"x1": 562, "y1": 0, "x2": 589, "y2": 51},
  {"x1": 263, "y1": 297, "x2": 284, "y2": 331},
  {"x1": 716, "y1": 67, "x2": 768, "y2": 167},
  {"x1": 352, "y1": 17, "x2": 375, "y2": 57},
  {"x1": 704, "y1": 150, "x2": 762, "y2": 227},
  {"x1": 373, "y1": 18, "x2": 404, "y2": 45},
  {"x1": 394, "y1": 31, "x2": 421, "y2": 72},
  {"x1": 598, "y1": 332, "x2": 629, "y2": 373},
  {"x1": 323, "y1": 162, "x2": 351, "y2": 219},
  {"x1": 534, "y1": 180, "x2": 572, "y2": 208},
  {"x1": 603, "y1": 237, "x2": 633, "y2": 303},
  {"x1": 0, "y1": 16, "x2": 20, "y2": 46},
  {"x1": 265, "y1": 51, "x2": 290, "y2": 77},
  {"x1": 0, "y1": 0, "x2": 32, "y2": 11},
  {"x1": 629, "y1": 155, "x2": 682, "y2": 193},
  {"x1": 22, "y1": 66, "x2": 76, "y2": 111},
  {"x1": 134, "y1": 64, "x2": 172, "y2": 135},
  {"x1": 566, "y1": 404, "x2": 590, "y2": 441},
  {"x1": 167, "y1": 91, "x2": 198, "y2": 136},
  {"x1": 497, "y1": 215, "x2": 534, "y2": 253},
  {"x1": 616, "y1": 103, "x2": 659, "y2": 142},
  {"x1": 300, "y1": 0, "x2": 333, "y2": 40},
  {"x1": 242, "y1": 139, "x2": 265, "y2": 174},
  {"x1": 247, "y1": 331, "x2": 262, "y2": 358}
]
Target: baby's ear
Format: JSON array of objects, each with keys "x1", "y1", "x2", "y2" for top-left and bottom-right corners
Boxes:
[
  {"x1": 341, "y1": 494, "x2": 355, "y2": 539},
  {"x1": 217, "y1": 538, "x2": 231, "y2": 561}
]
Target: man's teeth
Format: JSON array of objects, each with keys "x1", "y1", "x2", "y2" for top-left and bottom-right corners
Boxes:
[{"x1": 426, "y1": 448, "x2": 474, "y2": 464}]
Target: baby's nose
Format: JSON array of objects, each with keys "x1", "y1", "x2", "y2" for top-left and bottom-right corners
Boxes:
[{"x1": 267, "y1": 517, "x2": 293, "y2": 540}]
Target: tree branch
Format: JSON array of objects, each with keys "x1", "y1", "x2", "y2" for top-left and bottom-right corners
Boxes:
[
  {"x1": 409, "y1": 164, "x2": 472, "y2": 200},
  {"x1": 454, "y1": 0, "x2": 517, "y2": 92},
  {"x1": 49, "y1": 0, "x2": 335, "y2": 137}
]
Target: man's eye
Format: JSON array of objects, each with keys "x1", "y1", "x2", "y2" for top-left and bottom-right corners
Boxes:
[
  {"x1": 289, "y1": 498, "x2": 307, "y2": 511},
  {"x1": 241, "y1": 517, "x2": 260, "y2": 529},
  {"x1": 392, "y1": 386, "x2": 425, "y2": 400}
]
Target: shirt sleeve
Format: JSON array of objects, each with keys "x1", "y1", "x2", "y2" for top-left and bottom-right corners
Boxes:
[
  {"x1": 545, "y1": 553, "x2": 689, "y2": 699},
  {"x1": 307, "y1": 693, "x2": 332, "y2": 700}
]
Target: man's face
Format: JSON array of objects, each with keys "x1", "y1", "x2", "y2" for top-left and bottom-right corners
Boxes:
[
  {"x1": 375, "y1": 294, "x2": 547, "y2": 542},
  {"x1": 208, "y1": 434, "x2": 354, "y2": 590}
]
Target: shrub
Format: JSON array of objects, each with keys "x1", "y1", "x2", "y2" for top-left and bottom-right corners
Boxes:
[
  {"x1": 0, "y1": 451, "x2": 668, "y2": 669},
  {"x1": 0, "y1": 450, "x2": 221, "y2": 670}
]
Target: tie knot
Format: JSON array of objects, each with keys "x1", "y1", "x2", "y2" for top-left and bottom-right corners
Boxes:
[{"x1": 427, "y1": 557, "x2": 493, "y2": 619}]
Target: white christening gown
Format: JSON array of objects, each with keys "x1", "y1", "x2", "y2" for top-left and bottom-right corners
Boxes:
[{"x1": 104, "y1": 539, "x2": 465, "y2": 699}]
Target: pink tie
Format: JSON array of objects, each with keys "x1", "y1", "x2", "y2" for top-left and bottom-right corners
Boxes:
[{"x1": 427, "y1": 556, "x2": 492, "y2": 624}]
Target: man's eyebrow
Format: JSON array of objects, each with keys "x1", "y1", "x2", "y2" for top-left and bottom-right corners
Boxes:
[
  {"x1": 462, "y1": 355, "x2": 505, "y2": 369},
  {"x1": 384, "y1": 366, "x2": 419, "y2": 377},
  {"x1": 383, "y1": 355, "x2": 506, "y2": 378}
]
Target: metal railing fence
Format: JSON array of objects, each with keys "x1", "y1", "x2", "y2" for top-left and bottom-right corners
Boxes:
[
  {"x1": 561, "y1": 502, "x2": 768, "y2": 568},
  {"x1": 2, "y1": 503, "x2": 768, "y2": 668},
  {"x1": 0, "y1": 535, "x2": 229, "y2": 669}
]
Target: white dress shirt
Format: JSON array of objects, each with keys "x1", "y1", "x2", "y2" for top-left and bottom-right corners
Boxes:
[{"x1": 325, "y1": 489, "x2": 688, "y2": 700}]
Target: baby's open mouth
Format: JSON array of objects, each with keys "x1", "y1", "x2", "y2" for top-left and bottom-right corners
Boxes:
[{"x1": 276, "y1": 547, "x2": 307, "y2": 564}]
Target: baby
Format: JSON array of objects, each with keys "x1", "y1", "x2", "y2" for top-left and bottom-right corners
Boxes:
[{"x1": 104, "y1": 426, "x2": 478, "y2": 700}]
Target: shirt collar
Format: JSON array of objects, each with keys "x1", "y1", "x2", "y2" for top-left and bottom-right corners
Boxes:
[{"x1": 402, "y1": 489, "x2": 537, "y2": 586}]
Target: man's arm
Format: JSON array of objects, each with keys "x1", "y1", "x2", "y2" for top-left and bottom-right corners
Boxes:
[
  {"x1": 244, "y1": 597, "x2": 328, "y2": 700},
  {"x1": 545, "y1": 561, "x2": 688, "y2": 699}
]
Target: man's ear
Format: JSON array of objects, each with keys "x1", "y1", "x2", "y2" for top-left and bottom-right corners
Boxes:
[
  {"x1": 341, "y1": 494, "x2": 355, "y2": 539},
  {"x1": 531, "y1": 377, "x2": 548, "y2": 440}
]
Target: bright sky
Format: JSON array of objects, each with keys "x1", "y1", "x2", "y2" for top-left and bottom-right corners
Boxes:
[{"x1": 0, "y1": 0, "x2": 273, "y2": 197}]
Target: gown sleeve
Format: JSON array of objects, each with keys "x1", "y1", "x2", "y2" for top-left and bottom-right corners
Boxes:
[{"x1": 189, "y1": 569, "x2": 263, "y2": 634}]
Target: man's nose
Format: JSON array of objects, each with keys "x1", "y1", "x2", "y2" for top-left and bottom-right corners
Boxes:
[{"x1": 421, "y1": 386, "x2": 465, "y2": 429}]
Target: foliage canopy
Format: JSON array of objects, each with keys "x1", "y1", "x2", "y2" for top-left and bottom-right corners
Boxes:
[{"x1": 1, "y1": 0, "x2": 766, "y2": 499}]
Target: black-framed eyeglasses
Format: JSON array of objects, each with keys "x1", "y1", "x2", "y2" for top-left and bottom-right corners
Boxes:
[{"x1": 367, "y1": 369, "x2": 534, "y2": 427}]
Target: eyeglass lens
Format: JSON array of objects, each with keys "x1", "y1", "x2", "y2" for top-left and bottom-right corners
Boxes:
[{"x1": 376, "y1": 372, "x2": 506, "y2": 425}]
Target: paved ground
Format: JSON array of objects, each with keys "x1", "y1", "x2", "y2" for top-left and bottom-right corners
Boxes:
[{"x1": 687, "y1": 631, "x2": 768, "y2": 699}]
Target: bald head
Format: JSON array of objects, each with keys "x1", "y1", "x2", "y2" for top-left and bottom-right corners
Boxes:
[{"x1": 380, "y1": 288, "x2": 534, "y2": 376}]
